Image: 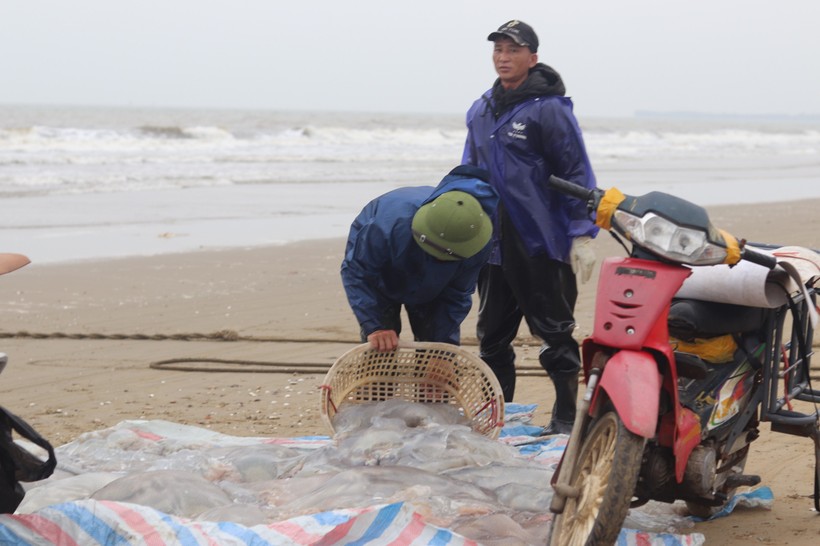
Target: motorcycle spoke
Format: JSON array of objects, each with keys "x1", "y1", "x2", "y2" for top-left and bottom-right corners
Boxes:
[
  {"x1": 561, "y1": 414, "x2": 619, "y2": 545},
  {"x1": 551, "y1": 408, "x2": 647, "y2": 546}
]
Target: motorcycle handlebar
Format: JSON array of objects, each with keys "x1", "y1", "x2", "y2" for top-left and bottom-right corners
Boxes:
[
  {"x1": 549, "y1": 175, "x2": 780, "y2": 271},
  {"x1": 742, "y1": 245, "x2": 778, "y2": 270},
  {"x1": 548, "y1": 175, "x2": 595, "y2": 202}
]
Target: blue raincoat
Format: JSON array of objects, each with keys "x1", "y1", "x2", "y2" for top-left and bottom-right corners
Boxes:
[{"x1": 341, "y1": 165, "x2": 499, "y2": 342}]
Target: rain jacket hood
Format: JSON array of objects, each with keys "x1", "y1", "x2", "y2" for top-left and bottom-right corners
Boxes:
[{"x1": 490, "y1": 63, "x2": 566, "y2": 117}]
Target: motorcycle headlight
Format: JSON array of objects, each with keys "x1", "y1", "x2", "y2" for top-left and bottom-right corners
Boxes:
[{"x1": 613, "y1": 210, "x2": 728, "y2": 265}]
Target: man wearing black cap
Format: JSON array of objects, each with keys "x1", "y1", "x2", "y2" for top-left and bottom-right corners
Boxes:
[
  {"x1": 462, "y1": 19, "x2": 599, "y2": 435},
  {"x1": 341, "y1": 165, "x2": 498, "y2": 352}
]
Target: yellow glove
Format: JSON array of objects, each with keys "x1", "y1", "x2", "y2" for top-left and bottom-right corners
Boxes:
[{"x1": 570, "y1": 236, "x2": 596, "y2": 284}]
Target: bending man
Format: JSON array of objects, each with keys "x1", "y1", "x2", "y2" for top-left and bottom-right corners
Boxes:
[{"x1": 341, "y1": 165, "x2": 499, "y2": 351}]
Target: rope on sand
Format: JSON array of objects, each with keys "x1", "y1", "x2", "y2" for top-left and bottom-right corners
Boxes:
[
  {"x1": 0, "y1": 330, "x2": 266, "y2": 342},
  {"x1": 1, "y1": 330, "x2": 818, "y2": 377},
  {"x1": 0, "y1": 329, "x2": 550, "y2": 375},
  {"x1": 149, "y1": 358, "x2": 334, "y2": 374}
]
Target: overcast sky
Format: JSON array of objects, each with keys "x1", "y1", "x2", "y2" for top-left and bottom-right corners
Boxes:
[{"x1": 2, "y1": 1, "x2": 818, "y2": 118}]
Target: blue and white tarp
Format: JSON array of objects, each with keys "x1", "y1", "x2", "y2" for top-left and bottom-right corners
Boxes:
[{"x1": 0, "y1": 403, "x2": 770, "y2": 545}]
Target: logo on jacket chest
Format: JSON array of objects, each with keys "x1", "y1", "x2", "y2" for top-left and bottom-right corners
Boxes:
[{"x1": 507, "y1": 121, "x2": 527, "y2": 141}]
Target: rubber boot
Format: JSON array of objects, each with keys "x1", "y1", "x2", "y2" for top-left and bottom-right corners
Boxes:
[
  {"x1": 479, "y1": 346, "x2": 517, "y2": 403},
  {"x1": 541, "y1": 371, "x2": 579, "y2": 436}
]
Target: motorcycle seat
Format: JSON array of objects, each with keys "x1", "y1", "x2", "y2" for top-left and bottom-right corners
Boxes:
[{"x1": 668, "y1": 298, "x2": 768, "y2": 341}]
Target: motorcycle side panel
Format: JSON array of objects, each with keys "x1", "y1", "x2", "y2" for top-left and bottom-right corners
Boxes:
[
  {"x1": 596, "y1": 350, "x2": 662, "y2": 438},
  {"x1": 592, "y1": 257, "x2": 691, "y2": 351},
  {"x1": 674, "y1": 407, "x2": 703, "y2": 482},
  {"x1": 708, "y1": 360, "x2": 756, "y2": 429}
]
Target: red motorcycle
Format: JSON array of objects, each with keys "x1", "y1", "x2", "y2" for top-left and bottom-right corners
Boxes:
[{"x1": 546, "y1": 177, "x2": 820, "y2": 545}]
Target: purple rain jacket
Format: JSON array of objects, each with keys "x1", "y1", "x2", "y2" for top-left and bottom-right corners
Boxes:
[{"x1": 462, "y1": 64, "x2": 598, "y2": 265}]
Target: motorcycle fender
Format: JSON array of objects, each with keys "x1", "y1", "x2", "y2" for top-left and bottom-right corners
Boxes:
[{"x1": 596, "y1": 350, "x2": 662, "y2": 438}]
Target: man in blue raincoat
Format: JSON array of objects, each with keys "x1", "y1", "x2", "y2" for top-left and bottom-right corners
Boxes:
[
  {"x1": 462, "y1": 20, "x2": 599, "y2": 434},
  {"x1": 341, "y1": 165, "x2": 499, "y2": 352}
]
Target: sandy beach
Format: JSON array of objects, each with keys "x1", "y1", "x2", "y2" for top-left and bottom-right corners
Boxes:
[{"x1": 1, "y1": 198, "x2": 818, "y2": 544}]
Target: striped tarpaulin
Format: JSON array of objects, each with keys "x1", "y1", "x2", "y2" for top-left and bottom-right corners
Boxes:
[
  {"x1": 0, "y1": 404, "x2": 773, "y2": 545},
  {"x1": 0, "y1": 500, "x2": 479, "y2": 546}
]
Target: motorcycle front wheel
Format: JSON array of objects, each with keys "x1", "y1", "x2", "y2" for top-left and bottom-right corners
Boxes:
[{"x1": 549, "y1": 410, "x2": 645, "y2": 546}]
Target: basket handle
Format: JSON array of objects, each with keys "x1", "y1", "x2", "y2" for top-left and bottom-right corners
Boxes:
[{"x1": 396, "y1": 340, "x2": 462, "y2": 351}]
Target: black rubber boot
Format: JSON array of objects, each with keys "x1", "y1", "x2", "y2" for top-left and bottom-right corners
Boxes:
[
  {"x1": 541, "y1": 371, "x2": 579, "y2": 436},
  {"x1": 479, "y1": 346, "x2": 517, "y2": 403}
]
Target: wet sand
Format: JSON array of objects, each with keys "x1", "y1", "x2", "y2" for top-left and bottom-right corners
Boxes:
[{"x1": 1, "y1": 198, "x2": 818, "y2": 544}]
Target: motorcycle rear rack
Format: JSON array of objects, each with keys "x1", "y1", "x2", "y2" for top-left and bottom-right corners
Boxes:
[
  {"x1": 719, "y1": 287, "x2": 818, "y2": 454},
  {"x1": 760, "y1": 287, "x2": 819, "y2": 436},
  {"x1": 727, "y1": 285, "x2": 820, "y2": 512}
]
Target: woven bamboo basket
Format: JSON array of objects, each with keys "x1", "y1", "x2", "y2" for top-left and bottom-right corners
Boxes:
[{"x1": 320, "y1": 341, "x2": 504, "y2": 438}]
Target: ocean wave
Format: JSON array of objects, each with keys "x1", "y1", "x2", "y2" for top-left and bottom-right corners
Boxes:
[
  {"x1": 137, "y1": 125, "x2": 236, "y2": 141},
  {"x1": 2, "y1": 110, "x2": 819, "y2": 198},
  {"x1": 584, "y1": 129, "x2": 820, "y2": 164},
  {"x1": 3, "y1": 122, "x2": 818, "y2": 155},
  {"x1": 137, "y1": 125, "x2": 194, "y2": 139}
]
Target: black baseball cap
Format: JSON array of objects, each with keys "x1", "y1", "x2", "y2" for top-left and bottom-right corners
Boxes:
[{"x1": 487, "y1": 20, "x2": 539, "y2": 52}]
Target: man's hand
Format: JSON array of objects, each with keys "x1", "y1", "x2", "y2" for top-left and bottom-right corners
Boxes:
[
  {"x1": 570, "y1": 236, "x2": 596, "y2": 284},
  {"x1": 367, "y1": 329, "x2": 399, "y2": 352}
]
